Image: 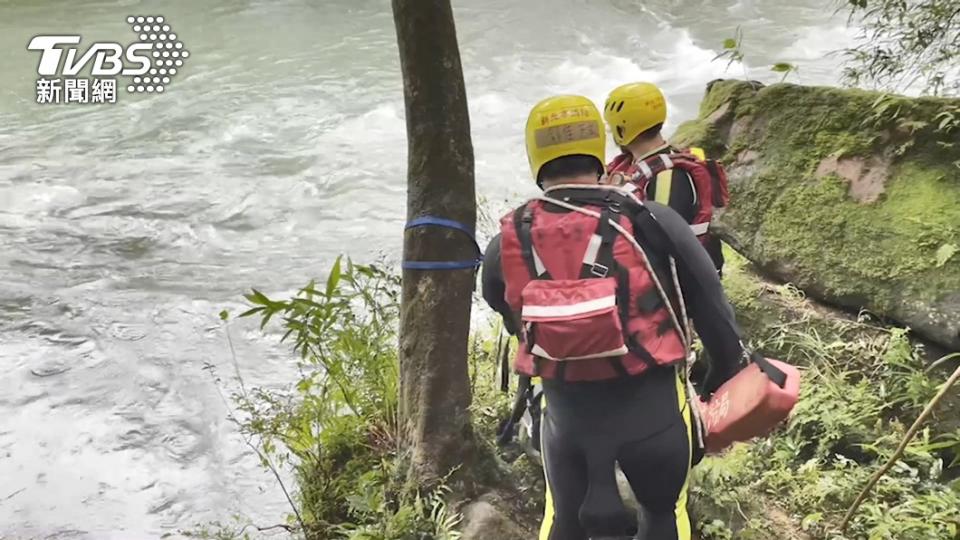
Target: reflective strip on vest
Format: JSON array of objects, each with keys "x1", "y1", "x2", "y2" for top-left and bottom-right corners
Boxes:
[
  {"x1": 654, "y1": 169, "x2": 673, "y2": 204},
  {"x1": 531, "y1": 343, "x2": 630, "y2": 361},
  {"x1": 582, "y1": 234, "x2": 602, "y2": 266},
  {"x1": 660, "y1": 154, "x2": 674, "y2": 170},
  {"x1": 690, "y1": 222, "x2": 710, "y2": 235},
  {"x1": 637, "y1": 159, "x2": 653, "y2": 179},
  {"x1": 522, "y1": 295, "x2": 617, "y2": 318},
  {"x1": 532, "y1": 246, "x2": 546, "y2": 276},
  {"x1": 689, "y1": 170, "x2": 699, "y2": 207}
]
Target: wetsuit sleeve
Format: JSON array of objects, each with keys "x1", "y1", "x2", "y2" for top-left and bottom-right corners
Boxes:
[
  {"x1": 644, "y1": 201, "x2": 745, "y2": 394},
  {"x1": 481, "y1": 234, "x2": 519, "y2": 336}
]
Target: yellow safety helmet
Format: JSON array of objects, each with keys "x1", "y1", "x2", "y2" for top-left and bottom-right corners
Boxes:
[
  {"x1": 604, "y1": 82, "x2": 667, "y2": 146},
  {"x1": 524, "y1": 95, "x2": 605, "y2": 182}
]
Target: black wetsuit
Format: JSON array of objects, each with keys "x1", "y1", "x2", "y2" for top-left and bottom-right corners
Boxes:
[{"x1": 482, "y1": 197, "x2": 746, "y2": 540}]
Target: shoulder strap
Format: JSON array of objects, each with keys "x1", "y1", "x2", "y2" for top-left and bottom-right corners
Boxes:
[
  {"x1": 579, "y1": 207, "x2": 616, "y2": 279},
  {"x1": 512, "y1": 203, "x2": 549, "y2": 280}
]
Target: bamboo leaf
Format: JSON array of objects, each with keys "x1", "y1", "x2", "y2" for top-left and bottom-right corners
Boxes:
[
  {"x1": 326, "y1": 255, "x2": 343, "y2": 298},
  {"x1": 238, "y1": 306, "x2": 266, "y2": 318},
  {"x1": 260, "y1": 309, "x2": 275, "y2": 330},
  {"x1": 244, "y1": 288, "x2": 271, "y2": 306}
]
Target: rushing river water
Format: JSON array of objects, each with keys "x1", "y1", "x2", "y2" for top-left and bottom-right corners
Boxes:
[{"x1": 0, "y1": 0, "x2": 856, "y2": 537}]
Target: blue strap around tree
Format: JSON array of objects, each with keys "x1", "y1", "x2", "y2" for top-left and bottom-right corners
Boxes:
[{"x1": 402, "y1": 216, "x2": 483, "y2": 271}]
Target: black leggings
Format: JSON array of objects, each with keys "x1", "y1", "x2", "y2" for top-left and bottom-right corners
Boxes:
[{"x1": 539, "y1": 368, "x2": 694, "y2": 540}]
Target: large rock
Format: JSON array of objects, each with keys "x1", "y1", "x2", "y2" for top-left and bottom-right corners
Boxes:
[
  {"x1": 460, "y1": 493, "x2": 532, "y2": 540},
  {"x1": 673, "y1": 80, "x2": 960, "y2": 350}
]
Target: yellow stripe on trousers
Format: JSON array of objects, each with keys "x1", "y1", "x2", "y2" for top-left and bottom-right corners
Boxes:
[
  {"x1": 537, "y1": 368, "x2": 692, "y2": 540},
  {"x1": 538, "y1": 379, "x2": 553, "y2": 540},
  {"x1": 674, "y1": 368, "x2": 693, "y2": 540}
]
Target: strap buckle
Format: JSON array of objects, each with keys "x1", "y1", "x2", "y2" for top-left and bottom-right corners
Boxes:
[{"x1": 590, "y1": 263, "x2": 609, "y2": 278}]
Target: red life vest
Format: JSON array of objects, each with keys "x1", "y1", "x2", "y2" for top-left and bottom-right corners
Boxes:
[
  {"x1": 607, "y1": 147, "x2": 729, "y2": 245},
  {"x1": 498, "y1": 187, "x2": 688, "y2": 382}
]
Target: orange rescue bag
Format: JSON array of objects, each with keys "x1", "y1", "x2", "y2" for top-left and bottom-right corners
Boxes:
[{"x1": 697, "y1": 356, "x2": 800, "y2": 454}]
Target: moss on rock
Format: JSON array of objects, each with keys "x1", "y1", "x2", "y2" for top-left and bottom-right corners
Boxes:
[{"x1": 674, "y1": 80, "x2": 960, "y2": 350}]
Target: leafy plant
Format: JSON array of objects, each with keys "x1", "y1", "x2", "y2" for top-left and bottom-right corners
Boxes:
[
  {"x1": 713, "y1": 27, "x2": 746, "y2": 74},
  {"x1": 214, "y1": 257, "x2": 470, "y2": 539},
  {"x1": 692, "y1": 269, "x2": 960, "y2": 539},
  {"x1": 861, "y1": 93, "x2": 910, "y2": 129},
  {"x1": 771, "y1": 62, "x2": 799, "y2": 83},
  {"x1": 700, "y1": 519, "x2": 734, "y2": 540},
  {"x1": 841, "y1": 0, "x2": 960, "y2": 96},
  {"x1": 713, "y1": 28, "x2": 752, "y2": 84},
  {"x1": 712, "y1": 29, "x2": 800, "y2": 84},
  {"x1": 936, "y1": 108, "x2": 960, "y2": 134}
]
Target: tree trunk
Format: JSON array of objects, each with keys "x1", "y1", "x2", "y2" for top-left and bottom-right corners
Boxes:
[{"x1": 391, "y1": 0, "x2": 478, "y2": 485}]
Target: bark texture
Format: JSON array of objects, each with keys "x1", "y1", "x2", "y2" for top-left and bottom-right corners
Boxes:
[{"x1": 391, "y1": 0, "x2": 478, "y2": 484}]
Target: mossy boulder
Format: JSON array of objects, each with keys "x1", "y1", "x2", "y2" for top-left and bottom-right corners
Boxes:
[{"x1": 673, "y1": 80, "x2": 960, "y2": 350}]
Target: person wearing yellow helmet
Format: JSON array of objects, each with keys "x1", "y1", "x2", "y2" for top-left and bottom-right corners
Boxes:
[
  {"x1": 523, "y1": 95, "x2": 608, "y2": 187},
  {"x1": 605, "y1": 82, "x2": 669, "y2": 156},
  {"x1": 603, "y1": 82, "x2": 727, "y2": 277},
  {"x1": 481, "y1": 94, "x2": 749, "y2": 539},
  {"x1": 485, "y1": 93, "x2": 608, "y2": 471}
]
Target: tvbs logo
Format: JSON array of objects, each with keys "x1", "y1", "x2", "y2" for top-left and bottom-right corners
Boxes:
[{"x1": 27, "y1": 16, "x2": 190, "y2": 105}]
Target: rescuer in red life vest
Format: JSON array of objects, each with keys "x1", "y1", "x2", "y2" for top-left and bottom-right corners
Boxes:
[
  {"x1": 604, "y1": 82, "x2": 727, "y2": 277},
  {"x1": 481, "y1": 95, "x2": 748, "y2": 540}
]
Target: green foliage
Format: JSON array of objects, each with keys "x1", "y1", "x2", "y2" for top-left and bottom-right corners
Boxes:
[
  {"x1": 862, "y1": 94, "x2": 914, "y2": 129},
  {"x1": 713, "y1": 27, "x2": 746, "y2": 73},
  {"x1": 467, "y1": 325, "x2": 515, "y2": 442},
  {"x1": 700, "y1": 518, "x2": 734, "y2": 540},
  {"x1": 691, "y1": 259, "x2": 960, "y2": 539},
  {"x1": 333, "y1": 470, "x2": 464, "y2": 540},
  {"x1": 771, "y1": 62, "x2": 799, "y2": 83},
  {"x1": 842, "y1": 0, "x2": 960, "y2": 96},
  {"x1": 466, "y1": 325, "x2": 549, "y2": 521},
  {"x1": 935, "y1": 108, "x2": 960, "y2": 134},
  {"x1": 223, "y1": 257, "x2": 467, "y2": 539},
  {"x1": 216, "y1": 257, "x2": 538, "y2": 538},
  {"x1": 711, "y1": 28, "x2": 799, "y2": 84}
]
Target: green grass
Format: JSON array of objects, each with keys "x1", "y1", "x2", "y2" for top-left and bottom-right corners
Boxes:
[
  {"x1": 691, "y1": 250, "x2": 960, "y2": 540},
  {"x1": 197, "y1": 257, "x2": 538, "y2": 540}
]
